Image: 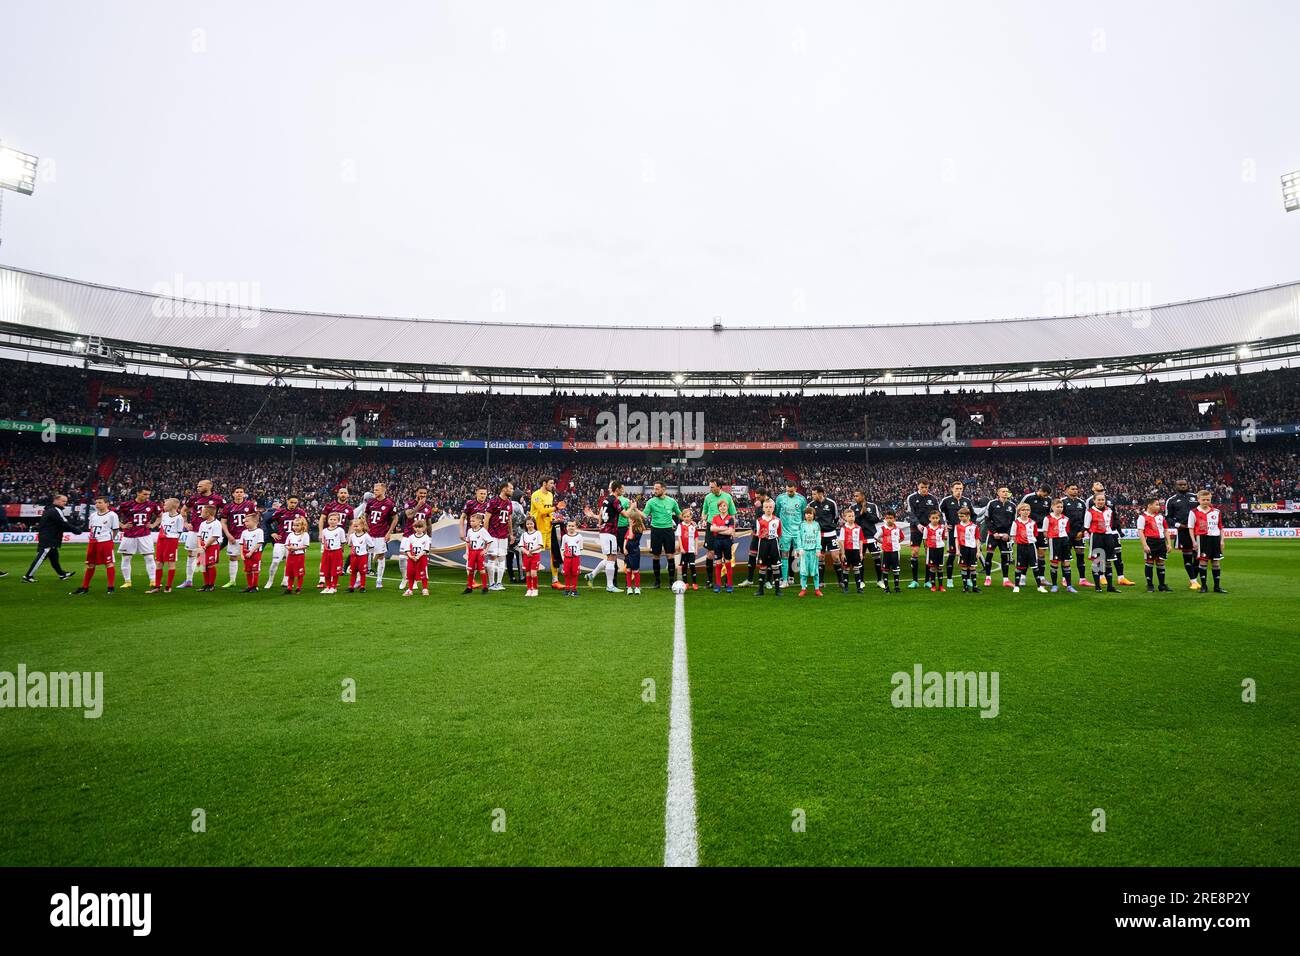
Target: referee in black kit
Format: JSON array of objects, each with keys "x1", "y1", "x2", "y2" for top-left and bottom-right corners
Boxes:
[{"x1": 21, "y1": 494, "x2": 81, "y2": 583}]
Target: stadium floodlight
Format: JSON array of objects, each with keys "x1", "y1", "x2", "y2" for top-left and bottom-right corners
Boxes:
[
  {"x1": 0, "y1": 144, "x2": 38, "y2": 196},
  {"x1": 235, "y1": 357, "x2": 245, "y2": 366},
  {"x1": 672, "y1": 373, "x2": 685, "y2": 385},
  {"x1": 1283, "y1": 170, "x2": 1300, "y2": 213}
]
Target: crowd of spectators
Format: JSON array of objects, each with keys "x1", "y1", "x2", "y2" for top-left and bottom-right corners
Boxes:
[{"x1": 3, "y1": 358, "x2": 1300, "y2": 444}]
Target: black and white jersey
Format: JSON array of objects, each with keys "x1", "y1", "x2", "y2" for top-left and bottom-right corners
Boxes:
[
  {"x1": 984, "y1": 499, "x2": 1016, "y2": 535},
  {"x1": 1020, "y1": 493, "x2": 1053, "y2": 525},
  {"x1": 851, "y1": 500, "x2": 883, "y2": 540},
  {"x1": 811, "y1": 497, "x2": 839, "y2": 535},
  {"x1": 939, "y1": 494, "x2": 974, "y2": 529},
  {"x1": 1164, "y1": 491, "x2": 1197, "y2": 529},
  {"x1": 1061, "y1": 495, "x2": 1089, "y2": 535},
  {"x1": 905, "y1": 491, "x2": 939, "y2": 530}
]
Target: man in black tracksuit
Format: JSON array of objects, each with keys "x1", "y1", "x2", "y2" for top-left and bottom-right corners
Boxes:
[
  {"x1": 1164, "y1": 479, "x2": 1199, "y2": 584},
  {"x1": 1061, "y1": 483, "x2": 1091, "y2": 581},
  {"x1": 938, "y1": 480, "x2": 975, "y2": 585},
  {"x1": 22, "y1": 494, "x2": 81, "y2": 582}
]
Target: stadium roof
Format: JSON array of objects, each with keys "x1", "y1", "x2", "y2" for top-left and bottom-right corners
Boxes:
[{"x1": 2, "y1": 264, "x2": 1298, "y2": 390}]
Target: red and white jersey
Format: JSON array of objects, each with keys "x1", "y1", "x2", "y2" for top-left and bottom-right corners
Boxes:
[
  {"x1": 1041, "y1": 514, "x2": 1071, "y2": 539},
  {"x1": 365, "y1": 498, "x2": 398, "y2": 537},
  {"x1": 1086, "y1": 506, "x2": 1114, "y2": 535},
  {"x1": 840, "y1": 525, "x2": 864, "y2": 551},
  {"x1": 401, "y1": 533, "x2": 432, "y2": 560},
  {"x1": 286, "y1": 531, "x2": 310, "y2": 553},
  {"x1": 118, "y1": 500, "x2": 161, "y2": 538},
  {"x1": 954, "y1": 521, "x2": 981, "y2": 549},
  {"x1": 88, "y1": 510, "x2": 120, "y2": 543},
  {"x1": 197, "y1": 518, "x2": 223, "y2": 547},
  {"x1": 1136, "y1": 512, "x2": 1169, "y2": 538},
  {"x1": 1191, "y1": 506, "x2": 1223, "y2": 537},
  {"x1": 466, "y1": 527, "x2": 493, "y2": 552},
  {"x1": 271, "y1": 506, "x2": 308, "y2": 544},
  {"x1": 756, "y1": 515, "x2": 782, "y2": 540},
  {"x1": 159, "y1": 512, "x2": 186, "y2": 539},
  {"x1": 348, "y1": 532, "x2": 371, "y2": 556},
  {"x1": 678, "y1": 522, "x2": 699, "y2": 554},
  {"x1": 240, "y1": 528, "x2": 265, "y2": 554},
  {"x1": 879, "y1": 525, "x2": 905, "y2": 553},
  {"x1": 518, "y1": 530, "x2": 544, "y2": 555},
  {"x1": 1012, "y1": 517, "x2": 1037, "y2": 545},
  {"x1": 560, "y1": 532, "x2": 584, "y2": 558},
  {"x1": 486, "y1": 496, "x2": 514, "y2": 539},
  {"x1": 321, "y1": 527, "x2": 346, "y2": 552},
  {"x1": 923, "y1": 523, "x2": 947, "y2": 549},
  {"x1": 185, "y1": 493, "x2": 226, "y2": 532}
]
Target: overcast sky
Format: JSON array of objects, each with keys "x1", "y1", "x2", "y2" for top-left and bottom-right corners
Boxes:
[{"x1": 1, "y1": 0, "x2": 1297, "y2": 329}]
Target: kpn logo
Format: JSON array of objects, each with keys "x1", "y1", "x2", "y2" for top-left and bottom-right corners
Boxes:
[{"x1": 594, "y1": 403, "x2": 705, "y2": 459}]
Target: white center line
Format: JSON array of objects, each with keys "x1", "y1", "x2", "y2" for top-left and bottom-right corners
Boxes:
[{"x1": 664, "y1": 592, "x2": 699, "y2": 867}]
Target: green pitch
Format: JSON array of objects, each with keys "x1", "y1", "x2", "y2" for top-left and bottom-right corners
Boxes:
[{"x1": 0, "y1": 541, "x2": 1295, "y2": 866}]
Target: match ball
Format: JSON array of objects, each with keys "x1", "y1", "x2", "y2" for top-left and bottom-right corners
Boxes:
[{"x1": 671, "y1": 580, "x2": 687, "y2": 594}]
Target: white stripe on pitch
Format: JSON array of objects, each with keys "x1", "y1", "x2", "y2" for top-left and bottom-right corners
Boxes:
[{"x1": 664, "y1": 592, "x2": 699, "y2": 867}]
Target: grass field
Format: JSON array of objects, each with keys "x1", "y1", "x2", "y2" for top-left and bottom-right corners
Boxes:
[{"x1": 0, "y1": 540, "x2": 1296, "y2": 866}]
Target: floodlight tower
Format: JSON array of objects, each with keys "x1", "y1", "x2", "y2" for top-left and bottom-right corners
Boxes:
[
  {"x1": 0, "y1": 141, "x2": 40, "y2": 247},
  {"x1": 1283, "y1": 170, "x2": 1300, "y2": 213}
]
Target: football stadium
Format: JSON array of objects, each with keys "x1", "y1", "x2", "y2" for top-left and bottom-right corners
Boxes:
[{"x1": 0, "y1": 0, "x2": 1296, "y2": 932}]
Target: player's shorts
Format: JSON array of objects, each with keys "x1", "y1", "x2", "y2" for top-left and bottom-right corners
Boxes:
[
  {"x1": 1015, "y1": 543, "x2": 1038, "y2": 569},
  {"x1": 1107, "y1": 532, "x2": 1122, "y2": 559},
  {"x1": 467, "y1": 550, "x2": 487, "y2": 571},
  {"x1": 820, "y1": 532, "x2": 838, "y2": 553},
  {"x1": 1071, "y1": 530, "x2": 1087, "y2": 550},
  {"x1": 712, "y1": 537, "x2": 733, "y2": 560},
  {"x1": 959, "y1": 545, "x2": 979, "y2": 568},
  {"x1": 86, "y1": 540, "x2": 115, "y2": 566},
  {"x1": 1034, "y1": 530, "x2": 1047, "y2": 549},
  {"x1": 1049, "y1": 538, "x2": 1072, "y2": 562},
  {"x1": 757, "y1": 539, "x2": 781, "y2": 566},
  {"x1": 119, "y1": 533, "x2": 155, "y2": 555},
  {"x1": 272, "y1": 542, "x2": 288, "y2": 560},
  {"x1": 986, "y1": 532, "x2": 1010, "y2": 551},
  {"x1": 1198, "y1": 536, "x2": 1223, "y2": 561},
  {"x1": 909, "y1": 526, "x2": 925, "y2": 547},
  {"x1": 704, "y1": 529, "x2": 716, "y2": 554},
  {"x1": 486, "y1": 536, "x2": 508, "y2": 559},
  {"x1": 616, "y1": 528, "x2": 629, "y2": 554},
  {"x1": 599, "y1": 532, "x2": 620, "y2": 557},
  {"x1": 649, "y1": 526, "x2": 675, "y2": 556},
  {"x1": 183, "y1": 530, "x2": 200, "y2": 551},
  {"x1": 1143, "y1": 537, "x2": 1168, "y2": 560},
  {"x1": 522, "y1": 552, "x2": 541, "y2": 573},
  {"x1": 862, "y1": 535, "x2": 881, "y2": 556},
  {"x1": 550, "y1": 528, "x2": 564, "y2": 565},
  {"x1": 156, "y1": 537, "x2": 179, "y2": 562},
  {"x1": 1176, "y1": 527, "x2": 1195, "y2": 551},
  {"x1": 225, "y1": 537, "x2": 243, "y2": 556},
  {"x1": 1089, "y1": 533, "x2": 1113, "y2": 562},
  {"x1": 778, "y1": 532, "x2": 799, "y2": 554},
  {"x1": 841, "y1": 547, "x2": 861, "y2": 568},
  {"x1": 883, "y1": 551, "x2": 900, "y2": 571},
  {"x1": 926, "y1": 546, "x2": 945, "y2": 568},
  {"x1": 679, "y1": 551, "x2": 695, "y2": 566}
]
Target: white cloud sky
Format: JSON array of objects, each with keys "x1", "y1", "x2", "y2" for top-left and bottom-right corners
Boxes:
[{"x1": 1, "y1": 0, "x2": 1297, "y2": 328}]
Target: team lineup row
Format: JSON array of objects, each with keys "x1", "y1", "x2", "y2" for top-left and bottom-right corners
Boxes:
[{"x1": 21, "y1": 472, "x2": 1231, "y2": 598}]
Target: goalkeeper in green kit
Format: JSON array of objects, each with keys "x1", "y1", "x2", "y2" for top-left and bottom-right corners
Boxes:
[
  {"x1": 775, "y1": 481, "x2": 808, "y2": 586},
  {"x1": 795, "y1": 507, "x2": 824, "y2": 597}
]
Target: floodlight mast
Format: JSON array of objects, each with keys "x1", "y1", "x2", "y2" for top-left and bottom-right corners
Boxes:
[
  {"x1": 1284, "y1": 170, "x2": 1300, "y2": 213},
  {"x1": 0, "y1": 140, "x2": 41, "y2": 247}
]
